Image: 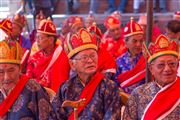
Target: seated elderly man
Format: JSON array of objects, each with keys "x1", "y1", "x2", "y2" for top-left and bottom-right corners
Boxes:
[
  {"x1": 52, "y1": 28, "x2": 122, "y2": 120},
  {"x1": 0, "y1": 39, "x2": 56, "y2": 119},
  {"x1": 123, "y1": 34, "x2": 180, "y2": 120}
]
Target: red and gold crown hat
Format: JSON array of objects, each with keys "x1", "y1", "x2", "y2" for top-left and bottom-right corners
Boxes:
[
  {"x1": 104, "y1": 16, "x2": 120, "y2": 29},
  {"x1": 0, "y1": 40, "x2": 23, "y2": 64},
  {"x1": 37, "y1": 18, "x2": 57, "y2": 36},
  {"x1": 67, "y1": 16, "x2": 84, "y2": 29},
  {"x1": 124, "y1": 17, "x2": 143, "y2": 38},
  {"x1": 87, "y1": 25, "x2": 102, "y2": 38},
  {"x1": 142, "y1": 34, "x2": 178, "y2": 63},
  {"x1": 12, "y1": 13, "x2": 26, "y2": 28},
  {"x1": 64, "y1": 28, "x2": 98, "y2": 58},
  {"x1": 0, "y1": 18, "x2": 12, "y2": 35}
]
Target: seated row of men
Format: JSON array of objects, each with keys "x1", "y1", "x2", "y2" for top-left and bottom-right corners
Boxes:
[{"x1": 0, "y1": 11, "x2": 179, "y2": 119}]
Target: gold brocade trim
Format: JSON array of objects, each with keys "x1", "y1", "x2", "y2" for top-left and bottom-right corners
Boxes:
[
  {"x1": 71, "y1": 22, "x2": 82, "y2": 29},
  {"x1": 124, "y1": 31, "x2": 143, "y2": 38},
  {"x1": 37, "y1": 30, "x2": 57, "y2": 36},
  {"x1": 1, "y1": 26, "x2": 11, "y2": 33},
  {"x1": 81, "y1": 30, "x2": 92, "y2": 43},
  {"x1": 0, "y1": 59, "x2": 21, "y2": 64},
  {"x1": 0, "y1": 19, "x2": 12, "y2": 33},
  {"x1": 148, "y1": 50, "x2": 178, "y2": 63},
  {"x1": 68, "y1": 44, "x2": 98, "y2": 58}
]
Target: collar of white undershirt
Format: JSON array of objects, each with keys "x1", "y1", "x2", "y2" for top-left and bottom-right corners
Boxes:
[
  {"x1": 0, "y1": 88, "x2": 7, "y2": 99},
  {"x1": 155, "y1": 77, "x2": 177, "y2": 89}
]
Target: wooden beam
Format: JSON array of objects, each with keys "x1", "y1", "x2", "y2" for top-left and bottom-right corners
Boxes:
[{"x1": 146, "y1": 0, "x2": 153, "y2": 82}]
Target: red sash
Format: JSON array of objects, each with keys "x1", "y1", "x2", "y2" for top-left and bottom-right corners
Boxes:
[
  {"x1": 97, "y1": 47, "x2": 116, "y2": 73},
  {"x1": 68, "y1": 72, "x2": 104, "y2": 120},
  {"x1": 0, "y1": 75, "x2": 29, "y2": 118},
  {"x1": 33, "y1": 46, "x2": 70, "y2": 92},
  {"x1": 118, "y1": 56, "x2": 146, "y2": 88},
  {"x1": 142, "y1": 78, "x2": 180, "y2": 120}
]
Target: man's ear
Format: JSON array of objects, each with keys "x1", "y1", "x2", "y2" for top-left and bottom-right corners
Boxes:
[
  {"x1": 124, "y1": 37, "x2": 129, "y2": 47},
  {"x1": 69, "y1": 59, "x2": 76, "y2": 71},
  {"x1": 148, "y1": 63, "x2": 153, "y2": 75}
]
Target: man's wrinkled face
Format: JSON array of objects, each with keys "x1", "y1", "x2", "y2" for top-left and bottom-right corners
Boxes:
[
  {"x1": 12, "y1": 23, "x2": 22, "y2": 37},
  {"x1": 69, "y1": 49, "x2": 98, "y2": 76},
  {"x1": 125, "y1": 34, "x2": 144, "y2": 56},
  {"x1": 149, "y1": 55, "x2": 178, "y2": 87},
  {"x1": 36, "y1": 33, "x2": 54, "y2": 50},
  {"x1": 0, "y1": 64, "x2": 20, "y2": 91}
]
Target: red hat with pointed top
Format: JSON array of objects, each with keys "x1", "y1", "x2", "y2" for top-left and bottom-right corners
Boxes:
[
  {"x1": 104, "y1": 16, "x2": 120, "y2": 29},
  {"x1": 124, "y1": 17, "x2": 143, "y2": 38},
  {"x1": 0, "y1": 18, "x2": 12, "y2": 35},
  {"x1": 87, "y1": 25, "x2": 102, "y2": 38},
  {"x1": 64, "y1": 28, "x2": 97, "y2": 58},
  {"x1": 37, "y1": 17, "x2": 57, "y2": 36},
  {"x1": 142, "y1": 34, "x2": 178, "y2": 63}
]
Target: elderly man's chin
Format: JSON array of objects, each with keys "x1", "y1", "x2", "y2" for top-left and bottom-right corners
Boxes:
[
  {"x1": 85, "y1": 67, "x2": 97, "y2": 75},
  {"x1": 161, "y1": 76, "x2": 177, "y2": 86}
]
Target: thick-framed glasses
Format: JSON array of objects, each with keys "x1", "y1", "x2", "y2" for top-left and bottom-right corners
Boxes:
[
  {"x1": 73, "y1": 53, "x2": 98, "y2": 63},
  {"x1": 151, "y1": 61, "x2": 178, "y2": 70}
]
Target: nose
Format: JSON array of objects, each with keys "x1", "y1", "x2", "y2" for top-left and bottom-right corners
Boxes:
[
  {"x1": 136, "y1": 41, "x2": 143, "y2": 47},
  {"x1": 3, "y1": 72, "x2": 10, "y2": 83},
  {"x1": 86, "y1": 56, "x2": 94, "y2": 63},
  {"x1": 36, "y1": 37, "x2": 40, "y2": 43},
  {"x1": 163, "y1": 63, "x2": 172, "y2": 71}
]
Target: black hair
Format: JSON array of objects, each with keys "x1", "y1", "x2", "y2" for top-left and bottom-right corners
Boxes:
[{"x1": 166, "y1": 20, "x2": 180, "y2": 34}]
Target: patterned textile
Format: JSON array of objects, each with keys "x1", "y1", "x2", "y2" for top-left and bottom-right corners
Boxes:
[
  {"x1": 0, "y1": 79, "x2": 57, "y2": 120},
  {"x1": 116, "y1": 51, "x2": 145, "y2": 94},
  {"x1": 123, "y1": 82, "x2": 180, "y2": 120},
  {"x1": 52, "y1": 75, "x2": 122, "y2": 120}
]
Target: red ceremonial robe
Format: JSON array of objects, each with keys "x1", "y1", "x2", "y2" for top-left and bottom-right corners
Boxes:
[
  {"x1": 142, "y1": 77, "x2": 180, "y2": 120},
  {"x1": 26, "y1": 45, "x2": 70, "y2": 92}
]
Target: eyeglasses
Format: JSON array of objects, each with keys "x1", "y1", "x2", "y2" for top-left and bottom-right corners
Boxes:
[
  {"x1": 152, "y1": 61, "x2": 178, "y2": 70},
  {"x1": 73, "y1": 53, "x2": 98, "y2": 62},
  {"x1": 35, "y1": 35, "x2": 49, "y2": 40}
]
